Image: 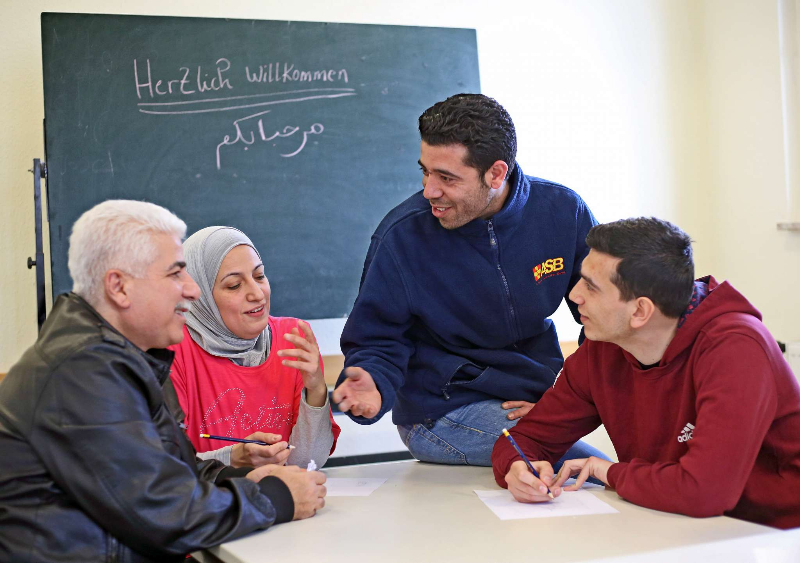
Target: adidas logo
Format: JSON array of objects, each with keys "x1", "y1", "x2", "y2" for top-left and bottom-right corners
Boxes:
[
  {"x1": 552, "y1": 368, "x2": 563, "y2": 389},
  {"x1": 677, "y1": 422, "x2": 695, "y2": 443}
]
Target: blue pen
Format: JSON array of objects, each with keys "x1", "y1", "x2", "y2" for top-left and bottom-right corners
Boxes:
[
  {"x1": 199, "y1": 433, "x2": 295, "y2": 449},
  {"x1": 502, "y1": 428, "x2": 554, "y2": 499}
]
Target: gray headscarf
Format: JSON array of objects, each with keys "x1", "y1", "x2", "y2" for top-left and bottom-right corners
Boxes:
[{"x1": 183, "y1": 226, "x2": 270, "y2": 367}]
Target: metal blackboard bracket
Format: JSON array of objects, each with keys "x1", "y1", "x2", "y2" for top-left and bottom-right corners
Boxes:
[{"x1": 27, "y1": 158, "x2": 47, "y2": 331}]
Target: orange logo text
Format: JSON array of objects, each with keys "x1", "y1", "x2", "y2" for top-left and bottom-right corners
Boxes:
[{"x1": 533, "y1": 257, "x2": 564, "y2": 282}]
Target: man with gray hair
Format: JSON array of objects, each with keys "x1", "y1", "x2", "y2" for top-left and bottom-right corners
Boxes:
[{"x1": 0, "y1": 200, "x2": 327, "y2": 562}]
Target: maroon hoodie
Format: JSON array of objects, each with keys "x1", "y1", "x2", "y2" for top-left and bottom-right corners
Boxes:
[{"x1": 492, "y1": 277, "x2": 800, "y2": 529}]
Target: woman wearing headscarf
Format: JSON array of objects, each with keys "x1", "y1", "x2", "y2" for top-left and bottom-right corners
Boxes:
[{"x1": 164, "y1": 226, "x2": 340, "y2": 468}]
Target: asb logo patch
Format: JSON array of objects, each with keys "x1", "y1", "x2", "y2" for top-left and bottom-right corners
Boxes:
[{"x1": 533, "y1": 257, "x2": 565, "y2": 283}]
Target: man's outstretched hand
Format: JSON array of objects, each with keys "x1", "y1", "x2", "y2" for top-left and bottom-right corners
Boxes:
[{"x1": 332, "y1": 366, "x2": 382, "y2": 418}]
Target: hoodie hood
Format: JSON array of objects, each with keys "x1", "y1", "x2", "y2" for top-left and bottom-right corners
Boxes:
[{"x1": 622, "y1": 276, "x2": 763, "y2": 368}]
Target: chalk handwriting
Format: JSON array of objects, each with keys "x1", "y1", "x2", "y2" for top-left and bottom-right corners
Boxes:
[
  {"x1": 216, "y1": 109, "x2": 324, "y2": 169},
  {"x1": 134, "y1": 58, "x2": 349, "y2": 100},
  {"x1": 134, "y1": 58, "x2": 233, "y2": 100},
  {"x1": 245, "y1": 63, "x2": 348, "y2": 84},
  {"x1": 137, "y1": 88, "x2": 356, "y2": 115}
]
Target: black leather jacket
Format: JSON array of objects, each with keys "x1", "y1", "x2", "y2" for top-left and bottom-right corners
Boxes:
[{"x1": 0, "y1": 293, "x2": 293, "y2": 562}]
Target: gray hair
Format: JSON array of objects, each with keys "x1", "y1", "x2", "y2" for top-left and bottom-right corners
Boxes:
[{"x1": 68, "y1": 200, "x2": 186, "y2": 306}]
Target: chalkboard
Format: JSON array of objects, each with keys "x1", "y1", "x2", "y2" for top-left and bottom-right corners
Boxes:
[{"x1": 41, "y1": 13, "x2": 480, "y2": 319}]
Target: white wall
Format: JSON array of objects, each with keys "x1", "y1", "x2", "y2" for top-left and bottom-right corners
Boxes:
[{"x1": 1, "y1": 0, "x2": 797, "y2": 370}]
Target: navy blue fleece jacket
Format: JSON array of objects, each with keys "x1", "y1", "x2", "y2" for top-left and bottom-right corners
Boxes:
[{"x1": 337, "y1": 163, "x2": 596, "y2": 426}]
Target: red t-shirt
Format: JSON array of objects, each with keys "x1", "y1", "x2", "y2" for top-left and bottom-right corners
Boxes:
[{"x1": 169, "y1": 316, "x2": 339, "y2": 454}]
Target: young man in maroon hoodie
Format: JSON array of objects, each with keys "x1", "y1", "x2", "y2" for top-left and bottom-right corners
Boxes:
[{"x1": 492, "y1": 217, "x2": 800, "y2": 529}]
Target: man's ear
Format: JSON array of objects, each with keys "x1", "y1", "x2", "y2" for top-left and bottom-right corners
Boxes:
[
  {"x1": 485, "y1": 160, "x2": 509, "y2": 190},
  {"x1": 104, "y1": 269, "x2": 132, "y2": 309},
  {"x1": 629, "y1": 297, "x2": 656, "y2": 329}
]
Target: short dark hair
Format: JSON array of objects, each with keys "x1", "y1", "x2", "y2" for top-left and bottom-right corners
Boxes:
[
  {"x1": 585, "y1": 217, "x2": 695, "y2": 318},
  {"x1": 418, "y1": 94, "x2": 517, "y2": 178}
]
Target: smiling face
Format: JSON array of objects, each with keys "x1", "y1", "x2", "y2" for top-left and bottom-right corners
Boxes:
[
  {"x1": 568, "y1": 249, "x2": 637, "y2": 344},
  {"x1": 123, "y1": 232, "x2": 200, "y2": 350},
  {"x1": 212, "y1": 244, "x2": 271, "y2": 340},
  {"x1": 419, "y1": 141, "x2": 503, "y2": 230}
]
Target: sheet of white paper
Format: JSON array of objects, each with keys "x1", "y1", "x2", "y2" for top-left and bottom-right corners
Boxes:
[
  {"x1": 325, "y1": 478, "x2": 387, "y2": 497},
  {"x1": 474, "y1": 489, "x2": 618, "y2": 520}
]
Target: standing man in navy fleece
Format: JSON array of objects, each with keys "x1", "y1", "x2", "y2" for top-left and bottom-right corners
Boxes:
[{"x1": 333, "y1": 94, "x2": 610, "y2": 467}]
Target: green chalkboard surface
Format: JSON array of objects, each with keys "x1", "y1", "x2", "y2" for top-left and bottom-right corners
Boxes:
[{"x1": 41, "y1": 13, "x2": 480, "y2": 319}]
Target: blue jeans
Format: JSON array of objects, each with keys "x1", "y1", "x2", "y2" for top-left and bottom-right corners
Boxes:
[{"x1": 397, "y1": 399, "x2": 610, "y2": 482}]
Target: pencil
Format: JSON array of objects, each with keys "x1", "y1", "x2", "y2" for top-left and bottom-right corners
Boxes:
[
  {"x1": 502, "y1": 428, "x2": 554, "y2": 499},
  {"x1": 199, "y1": 433, "x2": 295, "y2": 449}
]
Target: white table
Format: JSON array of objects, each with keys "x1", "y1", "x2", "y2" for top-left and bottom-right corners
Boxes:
[
  {"x1": 198, "y1": 460, "x2": 795, "y2": 563},
  {"x1": 593, "y1": 528, "x2": 800, "y2": 562}
]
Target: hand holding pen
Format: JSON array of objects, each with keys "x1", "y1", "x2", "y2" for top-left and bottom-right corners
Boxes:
[
  {"x1": 502, "y1": 428, "x2": 560, "y2": 502},
  {"x1": 200, "y1": 431, "x2": 295, "y2": 468}
]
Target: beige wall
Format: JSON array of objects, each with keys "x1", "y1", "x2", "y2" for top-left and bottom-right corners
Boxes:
[
  {"x1": 1, "y1": 0, "x2": 798, "y2": 371},
  {"x1": 694, "y1": 0, "x2": 800, "y2": 339}
]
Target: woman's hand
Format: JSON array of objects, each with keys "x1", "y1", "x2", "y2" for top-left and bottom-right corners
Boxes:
[
  {"x1": 276, "y1": 320, "x2": 327, "y2": 407},
  {"x1": 230, "y1": 432, "x2": 291, "y2": 468}
]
